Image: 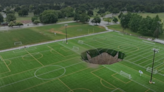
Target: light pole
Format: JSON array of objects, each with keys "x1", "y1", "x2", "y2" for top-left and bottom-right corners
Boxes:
[
  {"x1": 65, "y1": 24, "x2": 68, "y2": 44},
  {"x1": 149, "y1": 48, "x2": 159, "y2": 84}
]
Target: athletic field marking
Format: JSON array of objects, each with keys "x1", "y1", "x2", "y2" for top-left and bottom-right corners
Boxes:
[
  {"x1": 68, "y1": 88, "x2": 92, "y2": 92},
  {"x1": 100, "y1": 79, "x2": 115, "y2": 89},
  {"x1": 48, "y1": 46, "x2": 65, "y2": 57},
  {"x1": 111, "y1": 73, "x2": 131, "y2": 84},
  {"x1": 143, "y1": 40, "x2": 155, "y2": 44},
  {"x1": 0, "y1": 61, "x2": 84, "y2": 89},
  {"x1": 0, "y1": 31, "x2": 110, "y2": 53},
  {"x1": 120, "y1": 63, "x2": 164, "y2": 83},
  {"x1": 103, "y1": 65, "x2": 156, "y2": 92},
  {"x1": 118, "y1": 44, "x2": 139, "y2": 52},
  {"x1": 22, "y1": 53, "x2": 43, "y2": 61},
  {"x1": 0, "y1": 56, "x2": 11, "y2": 72},
  {"x1": 0, "y1": 57, "x2": 79, "y2": 80},
  {"x1": 19, "y1": 67, "x2": 88, "y2": 92},
  {"x1": 111, "y1": 88, "x2": 125, "y2": 92},
  {"x1": 34, "y1": 65, "x2": 66, "y2": 80},
  {"x1": 25, "y1": 49, "x2": 44, "y2": 66},
  {"x1": 5, "y1": 60, "x2": 12, "y2": 66},
  {"x1": 91, "y1": 70, "x2": 123, "y2": 92},
  {"x1": 58, "y1": 78, "x2": 73, "y2": 92}
]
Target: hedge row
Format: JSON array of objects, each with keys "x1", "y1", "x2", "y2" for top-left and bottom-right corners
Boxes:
[{"x1": 81, "y1": 48, "x2": 126, "y2": 60}]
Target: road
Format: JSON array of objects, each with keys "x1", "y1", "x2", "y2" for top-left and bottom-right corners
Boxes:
[{"x1": 0, "y1": 21, "x2": 76, "y2": 31}]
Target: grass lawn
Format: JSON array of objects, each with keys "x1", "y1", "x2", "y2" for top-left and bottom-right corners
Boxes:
[
  {"x1": 0, "y1": 31, "x2": 164, "y2": 92},
  {"x1": 0, "y1": 22, "x2": 105, "y2": 50},
  {"x1": 138, "y1": 13, "x2": 164, "y2": 22},
  {"x1": 107, "y1": 24, "x2": 164, "y2": 39},
  {"x1": 15, "y1": 12, "x2": 34, "y2": 22}
]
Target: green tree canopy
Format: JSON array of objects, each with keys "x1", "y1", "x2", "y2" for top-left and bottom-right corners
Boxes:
[
  {"x1": 113, "y1": 17, "x2": 118, "y2": 23},
  {"x1": 92, "y1": 16, "x2": 101, "y2": 25},
  {"x1": 6, "y1": 14, "x2": 16, "y2": 22},
  {"x1": 0, "y1": 13, "x2": 3, "y2": 23},
  {"x1": 39, "y1": 10, "x2": 58, "y2": 24}
]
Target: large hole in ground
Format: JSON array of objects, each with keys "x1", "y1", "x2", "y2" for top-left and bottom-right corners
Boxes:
[{"x1": 81, "y1": 48, "x2": 126, "y2": 65}]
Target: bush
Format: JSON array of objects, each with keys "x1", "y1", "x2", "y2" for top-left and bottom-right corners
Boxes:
[{"x1": 33, "y1": 20, "x2": 40, "y2": 24}]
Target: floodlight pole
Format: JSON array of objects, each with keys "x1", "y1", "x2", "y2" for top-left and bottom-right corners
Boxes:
[
  {"x1": 65, "y1": 24, "x2": 68, "y2": 44},
  {"x1": 149, "y1": 49, "x2": 158, "y2": 83}
]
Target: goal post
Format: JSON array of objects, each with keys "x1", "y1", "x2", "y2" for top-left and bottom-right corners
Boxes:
[
  {"x1": 78, "y1": 40, "x2": 83, "y2": 44},
  {"x1": 72, "y1": 46, "x2": 79, "y2": 51},
  {"x1": 120, "y1": 70, "x2": 132, "y2": 79},
  {"x1": 14, "y1": 41, "x2": 22, "y2": 45},
  {"x1": 146, "y1": 67, "x2": 158, "y2": 74}
]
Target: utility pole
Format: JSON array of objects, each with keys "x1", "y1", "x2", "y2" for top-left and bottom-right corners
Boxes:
[
  {"x1": 149, "y1": 48, "x2": 158, "y2": 84},
  {"x1": 65, "y1": 24, "x2": 68, "y2": 44}
]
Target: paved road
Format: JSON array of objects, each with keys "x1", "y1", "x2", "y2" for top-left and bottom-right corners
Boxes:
[{"x1": 0, "y1": 21, "x2": 76, "y2": 31}]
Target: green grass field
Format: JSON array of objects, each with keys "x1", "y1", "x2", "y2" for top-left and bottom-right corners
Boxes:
[
  {"x1": 0, "y1": 23, "x2": 105, "y2": 50},
  {"x1": 0, "y1": 31, "x2": 164, "y2": 92}
]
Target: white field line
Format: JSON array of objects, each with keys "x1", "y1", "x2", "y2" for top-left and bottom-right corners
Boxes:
[
  {"x1": 103, "y1": 65, "x2": 156, "y2": 92},
  {"x1": 58, "y1": 41, "x2": 158, "y2": 91},
  {"x1": 158, "y1": 67, "x2": 164, "y2": 71},
  {"x1": 7, "y1": 50, "x2": 50, "y2": 60},
  {"x1": 83, "y1": 42, "x2": 164, "y2": 77},
  {"x1": 0, "y1": 61, "x2": 84, "y2": 89},
  {"x1": 86, "y1": 37, "x2": 154, "y2": 62},
  {"x1": 142, "y1": 40, "x2": 155, "y2": 44},
  {"x1": 111, "y1": 88, "x2": 125, "y2": 92},
  {"x1": 0, "y1": 31, "x2": 111, "y2": 53},
  {"x1": 83, "y1": 36, "x2": 164, "y2": 74},
  {"x1": 83, "y1": 41, "x2": 153, "y2": 64},
  {"x1": 101, "y1": 38, "x2": 164, "y2": 65},
  {"x1": 144, "y1": 57, "x2": 164, "y2": 67},
  {"x1": 124, "y1": 60, "x2": 146, "y2": 69}
]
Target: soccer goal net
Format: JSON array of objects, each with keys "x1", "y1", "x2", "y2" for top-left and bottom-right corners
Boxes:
[
  {"x1": 146, "y1": 67, "x2": 158, "y2": 74},
  {"x1": 78, "y1": 40, "x2": 83, "y2": 44},
  {"x1": 14, "y1": 41, "x2": 22, "y2": 45},
  {"x1": 120, "y1": 70, "x2": 132, "y2": 79},
  {"x1": 72, "y1": 46, "x2": 79, "y2": 51}
]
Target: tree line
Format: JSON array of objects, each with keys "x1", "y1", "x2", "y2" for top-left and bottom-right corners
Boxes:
[
  {"x1": 1, "y1": 0, "x2": 164, "y2": 14},
  {"x1": 120, "y1": 13, "x2": 163, "y2": 38}
]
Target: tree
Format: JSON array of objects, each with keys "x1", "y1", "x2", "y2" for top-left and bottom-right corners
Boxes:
[
  {"x1": 18, "y1": 8, "x2": 28, "y2": 16},
  {"x1": 128, "y1": 14, "x2": 142, "y2": 32},
  {"x1": 6, "y1": 14, "x2": 16, "y2": 22},
  {"x1": 15, "y1": 22, "x2": 23, "y2": 27},
  {"x1": 87, "y1": 10, "x2": 93, "y2": 16},
  {"x1": 106, "y1": 18, "x2": 111, "y2": 24},
  {"x1": 92, "y1": 16, "x2": 101, "y2": 25},
  {"x1": 120, "y1": 13, "x2": 132, "y2": 29},
  {"x1": 79, "y1": 13, "x2": 90, "y2": 23},
  {"x1": 113, "y1": 17, "x2": 118, "y2": 23},
  {"x1": 34, "y1": 20, "x2": 40, "y2": 24},
  {"x1": 0, "y1": 13, "x2": 3, "y2": 23},
  {"x1": 8, "y1": 21, "x2": 15, "y2": 27},
  {"x1": 118, "y1": 12, "x2": 123, "y2": 19},
  {"x1": 39, "y1": 10, "x2": 58, "y2": 24},
  {"x1": 31, "y1": 16, "x2": 39, "y2": 22}
]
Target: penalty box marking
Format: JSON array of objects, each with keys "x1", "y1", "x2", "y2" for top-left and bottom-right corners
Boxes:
[
  {"x1": 0, "y1": 56, "x2": 11, "y2": 72},
  {"x1": 25, "y1": 49, "x2": 44, "y2": 66},
  {"x1": 48, "y1": 46, "x2": 75, "y2": 57},
  {"x1": 90, "y1": 67, "x2": 123, "y2": 92},
  {"x1": 111, "y1": 73, "x2": 131, "y2": 84}
]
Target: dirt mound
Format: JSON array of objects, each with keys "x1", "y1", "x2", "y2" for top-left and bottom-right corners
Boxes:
[{"x1": 86, "y1": 52, "x2": 122, "y2": 65}]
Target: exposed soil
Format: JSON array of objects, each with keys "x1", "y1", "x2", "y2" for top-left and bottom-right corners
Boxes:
[{"x1": 85, "y1": 52, "x2": 122, "y2": 65}]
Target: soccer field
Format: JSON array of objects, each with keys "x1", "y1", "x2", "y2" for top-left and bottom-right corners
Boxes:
[{"x1": 0, "y1": 31, "x2": 164, "y2": 92}]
